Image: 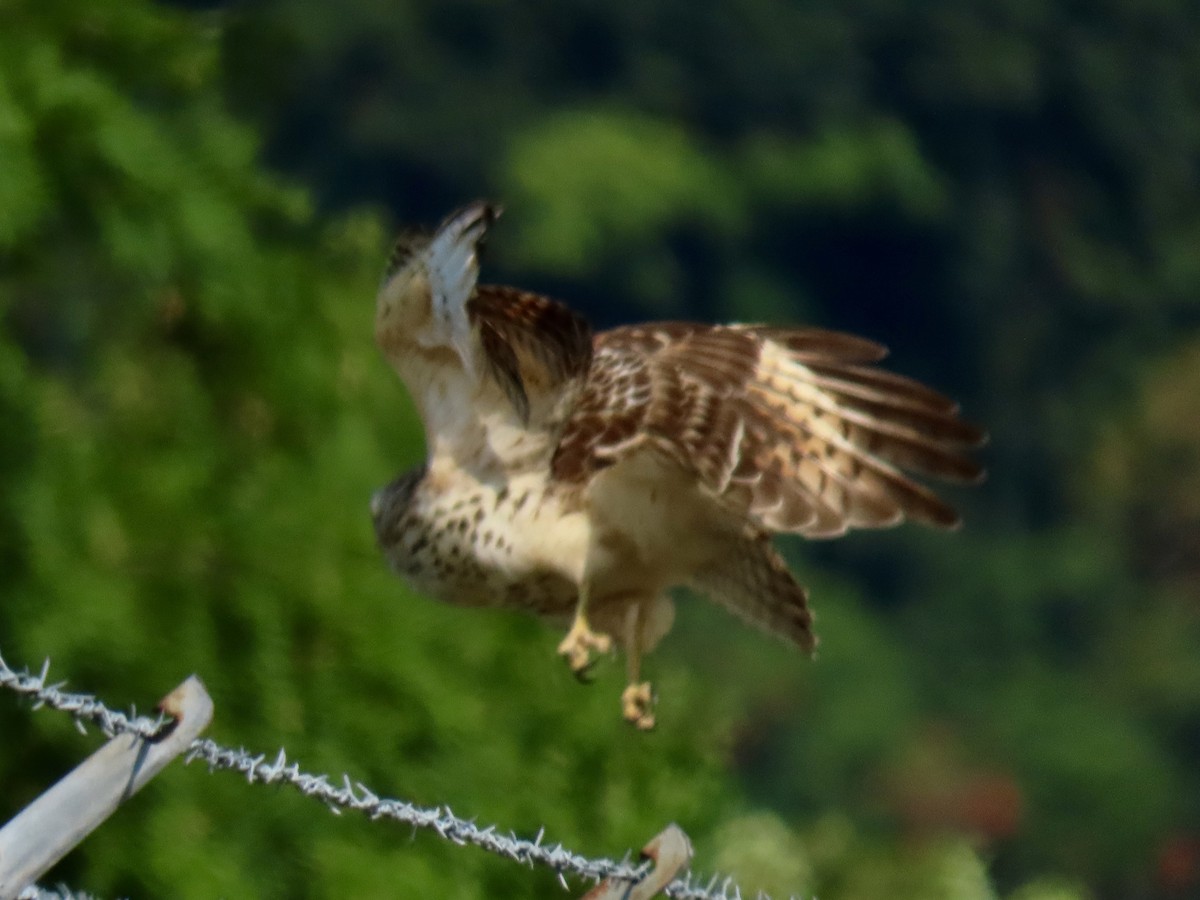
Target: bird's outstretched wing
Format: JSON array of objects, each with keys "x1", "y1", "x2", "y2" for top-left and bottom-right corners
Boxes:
[{"x1": 551, "y1": 323, "x2": 986, "y2": 537}]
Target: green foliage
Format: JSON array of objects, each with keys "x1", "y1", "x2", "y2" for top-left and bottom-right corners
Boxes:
[
  {"x1": 740, "y1": 121, "x2": 948, "y2": 218},
  {"x1": 707, "y1": 810, "x2": 1094, "y2": 900},
  {"x1": 0, "y1": 3, "x2": 732, "y2": 897},
  {"x1": 501, "y1": 109, "x2": 744, "y2": 275},
  {"x1": 3, "y1": 0, "x2": 1199, "y2": 898}
]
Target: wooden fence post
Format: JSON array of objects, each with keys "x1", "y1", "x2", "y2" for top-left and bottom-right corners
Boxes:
[{"x1": 0, "y1": 676, "x2": 213, "y2": 900}]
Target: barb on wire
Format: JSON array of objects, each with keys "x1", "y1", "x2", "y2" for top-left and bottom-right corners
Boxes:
[
  {"x1": 0, "y1": 655, "x2": 166, "y2": 742},
  {"x1": 0, "y1": 652, "x2": 770, "y2": 900},
  {"x1": 18, "y1": 885, "x2": 101, "y2": 900}
]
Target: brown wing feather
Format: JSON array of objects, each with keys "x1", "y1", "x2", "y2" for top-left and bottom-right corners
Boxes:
[
  {"x1": 468, "y1": 285, "x2": 593, "y2": 422},
  {"x1": 553, "y1": 322, "x2": 985, "y2": 537},
  {"x1": 550, "y1": 325, "x2": 683, "y2": 482}
]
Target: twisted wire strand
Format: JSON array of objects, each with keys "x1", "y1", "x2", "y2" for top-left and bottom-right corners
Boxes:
[{"x1": 1, "y1": 653, "x2": 764, "y2": 900}]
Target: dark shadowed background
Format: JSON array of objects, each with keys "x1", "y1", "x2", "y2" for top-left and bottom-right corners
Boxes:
[{"x1": 2, "y1": 1, "x2": 1198, "y2": 897}]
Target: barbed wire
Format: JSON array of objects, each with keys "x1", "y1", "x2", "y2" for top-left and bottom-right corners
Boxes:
[
  {"x1": 0, "y1": 653, "x2": 765, "y2": 900},
  {"x1": 18, "y1": 885, "x2": 102, "y2": 900}
]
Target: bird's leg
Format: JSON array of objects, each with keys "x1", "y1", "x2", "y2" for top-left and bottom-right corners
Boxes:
[
  {"x1": 620, "y1": 602, "x2": 656, "y2": 730},
  {"x1": 557, "y1": 586, "x2": 612, "y2": 680}
]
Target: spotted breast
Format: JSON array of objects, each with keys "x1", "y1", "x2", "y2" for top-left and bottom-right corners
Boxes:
[{"x1": 370, "y1": 464, "x2": 585, "y2": 619}]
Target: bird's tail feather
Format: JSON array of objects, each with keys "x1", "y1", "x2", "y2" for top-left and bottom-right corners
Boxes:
[{"x1": 690, "y1": 535, "x2": 816, "y2": 653}]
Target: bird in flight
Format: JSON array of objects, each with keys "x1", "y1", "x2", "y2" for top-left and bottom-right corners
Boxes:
[{"x1": 372, "y1": 202, "x2": 985, "y2": 729}]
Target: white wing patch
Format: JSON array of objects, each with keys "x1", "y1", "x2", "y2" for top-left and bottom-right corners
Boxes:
[{"x1": 419, "y1": 202, "x2": 496, "y2": 375}]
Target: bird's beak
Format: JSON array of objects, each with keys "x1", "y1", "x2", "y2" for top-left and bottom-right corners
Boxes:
[{"x1": 440, "y1": 201, "x2": 502, "y2": 248}]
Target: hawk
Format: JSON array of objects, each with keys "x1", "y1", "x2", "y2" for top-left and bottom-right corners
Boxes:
[{"x1": 372, "y1": 202, "x2": 985, "y2": 729}]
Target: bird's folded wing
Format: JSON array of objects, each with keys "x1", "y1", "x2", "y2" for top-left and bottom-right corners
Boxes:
[{"x1": 468, "y1": 284, "x2": 594, "y2": 425}]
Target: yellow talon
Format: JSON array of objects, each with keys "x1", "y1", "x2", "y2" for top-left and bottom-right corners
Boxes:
[
  {"x1": 557, "y1": 617, "x2": 612, "y2": 676},
  {"x1": 621, "y1": 682, "x2": 655, "y2": 730}
]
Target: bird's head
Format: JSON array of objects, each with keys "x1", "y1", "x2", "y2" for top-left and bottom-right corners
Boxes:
[{"x1": 375, "y1": 201, "x2": 501, "y2": 374}]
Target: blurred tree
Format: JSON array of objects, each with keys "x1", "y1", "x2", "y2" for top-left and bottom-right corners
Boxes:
[
  {"x1": 0, "y1": 2, "x2": 734, "y2": 897},
  {"x1": 3, "y1": 0, "x2": 1199, "y2": 896}
]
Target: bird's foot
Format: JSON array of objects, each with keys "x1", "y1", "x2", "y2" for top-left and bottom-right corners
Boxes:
[
  {"x1": 557, "y1": 619, "x2": 612, "y2": 681},
  {"x1": 621, "y1": 681, "x2": 656, "y2": 731}
]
